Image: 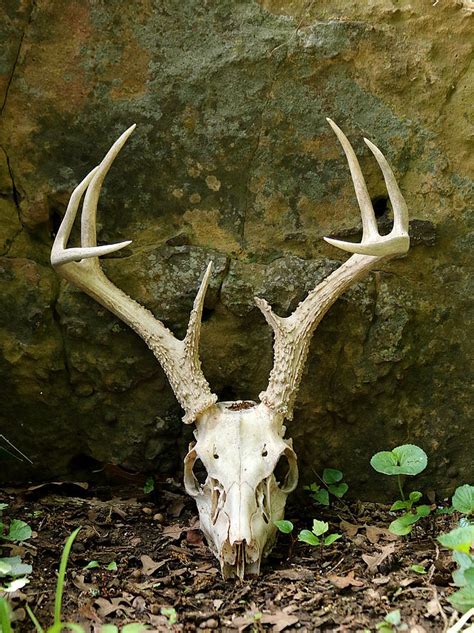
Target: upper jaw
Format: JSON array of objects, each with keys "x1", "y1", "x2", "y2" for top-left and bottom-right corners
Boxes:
[{"x1": 220, "y1": 539, "x2": 263, "y2": 580}]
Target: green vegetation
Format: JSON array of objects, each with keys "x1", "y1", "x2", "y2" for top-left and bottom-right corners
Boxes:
[
  {"x1": 371, "y1": 445, "x2": 431, "y2": 536},
  {"x1": 304, "y1": 468, "x2": 348, "y2": 506}
]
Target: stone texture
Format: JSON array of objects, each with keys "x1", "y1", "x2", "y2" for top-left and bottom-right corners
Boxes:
[{"x1": 0, "y1": 0, "x2": 472, "y2": 498}]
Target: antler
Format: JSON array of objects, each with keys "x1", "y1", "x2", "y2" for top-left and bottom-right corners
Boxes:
[
  {"x1": 257, "y1": 119, "x2": 409, "y2": 420},
  {"x1": 51, "y1": 126, "x2": 217, "y2": 424}
]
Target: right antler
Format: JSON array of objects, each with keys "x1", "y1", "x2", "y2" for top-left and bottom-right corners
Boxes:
[
  {"x1": 51, "y1": 126, "x2": 217, "y2": 424},
  {"x1": 257, "y1": 119, "x2": 409, "y2": 421}
]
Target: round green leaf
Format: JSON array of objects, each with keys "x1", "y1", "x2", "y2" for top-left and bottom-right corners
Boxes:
[
  {"x1": 274, "y1": 520, "x2": 294, "y2": 534},
  {"x1": 5, "y1": 520, "x2": 32, "y2": 542},
  {"x1": 324, "y1": 533, "x2": 342, "y2": 546},
  {"x1": 371, "y1": 445, "x2": 427, "y2": 476},
  {"x1": 312, "y1": 520, "x2": 329, "y2": 536},
  {"x1": 83, "y1": 560, "x2": 100, "y2": 570},
  {"x1": 298, "y1": 530, "x2": 320, "y2": 546},
  {"x1": 437, "y1": 526, "x2": 474, "y2": 553},
  {"x1": 452, "y1": 484, "x2": 474, "y2": 515},
  {"x1": 410, "y1": 564, "x2": 426, "y2": 574},
  {"x1": 322, "y1": 469, "x2": 343, "y2": 484},
  {"x1": 448, "y1": 585, "x2": 474, "y2": 613},
  {"x1": 328, "y1": 483, "x2": 348, "y2": 498},
  {"x1": 414, "y1": 505, "x2": 431, "y2": 518}
]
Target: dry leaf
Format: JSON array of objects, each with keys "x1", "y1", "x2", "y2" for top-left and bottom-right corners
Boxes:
[
  {"x1": 340, "y1": 520, "x2": 360, "y2": 537},
  {"x1": 365, "y1": 526, "x2": 398, "y2": 544},
  {"x1": 163, "y1": 524, "x2": 184, "y2": 541},
  {"x1": 94, "y1": 597, "x2": 132, "y2": 618},
  {"x1": 328, "y1": 570, "x2": 364, "y2": 589},
  {"x1": 362, "y1": 543, "x2": 397, "y2": 573},
  {"x1": 260, "y1": 611, "x2": 299, "y2": 632},
  {"x1": 140, "y1": 554, "x2": 167, "y2": 576}
]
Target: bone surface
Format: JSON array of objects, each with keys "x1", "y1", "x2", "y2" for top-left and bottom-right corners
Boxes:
[{"x1": 51, "y1": 119, "x2": 410, "y2": 578}]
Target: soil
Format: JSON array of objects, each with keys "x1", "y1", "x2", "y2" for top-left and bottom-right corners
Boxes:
[{"x1": 0, "y1": 473, "x2": 463, "y2": 632}]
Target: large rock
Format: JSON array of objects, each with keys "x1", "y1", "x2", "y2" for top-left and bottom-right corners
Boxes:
[{"x1": 0, "y1": 0, "x2": 472, "y2": 498}]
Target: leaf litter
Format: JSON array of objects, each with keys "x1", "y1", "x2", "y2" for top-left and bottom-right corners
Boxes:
[{"x1": 0, "y1": 479, "x2": 464, "y2": 631}]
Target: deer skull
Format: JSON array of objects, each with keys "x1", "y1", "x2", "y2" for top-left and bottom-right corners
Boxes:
[
  {"x1": 184, "y1": 401, "x2": 297, "y2": 579},
  {"x1": 51, "y1": 119, "x2": 409, "y2": 579}
]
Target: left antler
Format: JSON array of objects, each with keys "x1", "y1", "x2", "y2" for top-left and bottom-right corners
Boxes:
[
  {"x1": 257, "y1": 119, "x2": 409, "y2": 420},
  {"x1": 51, "y1": 126, "x2": 217, "y2": 424}
]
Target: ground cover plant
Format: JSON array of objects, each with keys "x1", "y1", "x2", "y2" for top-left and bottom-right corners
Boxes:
[{"x1": 0, "y1": 448, "x2": 472, "y2": 631}]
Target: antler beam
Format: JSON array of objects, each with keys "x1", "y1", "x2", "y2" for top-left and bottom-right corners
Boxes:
[
  {"x1": 51, "y1": 126, "x2": 217, "y2": 424},
  {"x1": 257, "y1": 119, "x2": 409, "y2": 420}
]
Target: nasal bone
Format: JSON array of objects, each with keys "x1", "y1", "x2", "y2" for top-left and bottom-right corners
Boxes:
[{"x1": 227, "y1": 482, "x2": 254, "y2": 546}]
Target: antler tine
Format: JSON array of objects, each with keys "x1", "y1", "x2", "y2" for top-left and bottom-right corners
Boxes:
[
  {"x1": 81, "y1": 124, "x2": 136, "y2": 250},
  {"x1": 51, "y1": 126, "x2": 135, "y2": 268},
  {"x1": 323, "y1": 119, "x2": 409, "y2": 257},
  {"x1": 258, "y1": 119, "x2": 410, "y2": 421}
]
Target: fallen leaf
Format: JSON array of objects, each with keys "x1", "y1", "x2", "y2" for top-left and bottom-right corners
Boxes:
[
  {"x1": 260, "y1": 611, "x2": 299, "y2": 632},
  {"x1": 72, "y1": 574, "x2": 98, "y2": 593},
  {"x1": 362, "y1": 543, "x2": 397, "y2": 573},
  {"x1": 328, "y1": 570, "x2": 364, "y2": 589},
  {"x1": 340, "y1": 520, "x2": 360, "y2": 537},
  {"x1": 140, "y1": 554, "x2": 167, "y2": 576},
  {"x1": 163, "y1": 524, "x2": 184, "y2": 541},
  {"x1": 94, "y1": 597, "x2": 132, "y2": 618},
  {"x1": 372, "y1": 575, "x2": 390, "y2": 585},
  {"x1": 365, "y1": 526, "x2": 398, "y2": 544}
]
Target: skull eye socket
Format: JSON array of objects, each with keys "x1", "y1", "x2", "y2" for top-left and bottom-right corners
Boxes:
[
  {"x1": 184, "y1": 449, "x2": 209, "y2": 496},
  {"x1": 274, "y1": 449, "x2": 298, "y2": 493},
  {"x1": 193, "y1": 458, "x2": 208, "y2": 487}
]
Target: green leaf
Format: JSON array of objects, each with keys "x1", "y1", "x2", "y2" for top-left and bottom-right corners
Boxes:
[
  {"x1": 0, "y1": 504, "x2": 8, "y2": 512},
  {"x1": 390, "y1": 499, "x2": 410, "y2": 511},
  {"x1": 3, "y1": 520, "x2": 32, "y2": 542},
  {"x1": 415, "y1": 505, "x2": 431, "y2": 518},
  {"x1": 122, "y1": 625, "x2": 149, "y2": 632},
  {"x1": 0, "y1": 561, "x2": 11, "y2": 575},
  {"x1": 274, "y1": 520, "x2": 294, "y2": 534},
  {"x1": 83, "y1": 560, "x2": 100, "y2": 570},
  {"x1": 143, "y1": 477, "x2": 155, "y2": 495},
  {"x1": 370, "y1": 444, "x2": 427, "y2": 476},
  {"x1": 385, "y1": 610, "x2": 401, "y2": 626},
  {"x1": 0, "y1": 556, "x2": 32, "y2": 577},
  {"x1": 410, "y1": 564, "x2": 426, "y2": 574},
  {"x1": 452, "y1": 484, "x2": 474, "y2": 516},
  {"x1": 409, "y1": 491, "x2": 422, "y2": 503},
  {"x1": 100, "y1": 626, "x2": 118, "y2": 633},
  {"x1": 298, "y1": 530, "x2": 320, "y2": 546},
  {"x1": 324, "y1": 533, "x2": 342, "y2": 546},
  {"x1": 389, "y1": 512, "x2": 420, "y2": 536},
  {"x1": 106, "y1": 561, "x2": 117, "y2": 571},
  {"x1": 437, "y1": 526, "x2": 474, "y2": 553},
  {"x1": 328, "y1": 483, "x2": 349, "y2": 498},
  {"x1": 448, "y1": 585, "x2": 474, "y2": 613},
  {"x1": 160, "y1": 607, "x2": 177, "y2": 625},
  {"x1": 322, "y1": 469, "x2": 343, "y2": 484},
  {"x1": 312, "y1": 489, "x2": 330, "y2": 506},
  {"x1": 312, "y1": 520, "x2": 329, "y2": 536},
  {"x1": 54, "y1": 527, "x2": 81, "y2": 627}
]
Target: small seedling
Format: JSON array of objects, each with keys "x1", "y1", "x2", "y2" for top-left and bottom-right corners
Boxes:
[
  {"x1": 437, "y1": 524, "x2": 474, "y2": 613},
  {"x1": 0, "y1": 506, "x2": 33, "y2": 591},
  {"x1": 83, "y1": 560, "x2": 117, "y2": 571},
  {"x1": 410, "y1": 564, "x2": 426, "y2": 574},
  {"x1": 274, "y1": 520, "x2": 294, "y2": 534},
  {"x1": 161, "y1": 607, "x2": 177, "y2": 625},
  {"x1": 375, "y1": 609, "x2": 407, "y2": 632},
  {"x1": 143, "y1": 477, "x2": 155, "y2": 495},
  {"x1": 298, "y1": 520, "x2": 342, "y2": 547},
  {"x1": 304, "y1": 468, "x2": 349, "y2": 506},
  {"x1": 371, "y1": 444, "x2": 430, "y2": 536}
]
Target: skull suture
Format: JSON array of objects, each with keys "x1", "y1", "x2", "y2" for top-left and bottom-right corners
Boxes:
[
  {"x1": 184, "y1": 402, "x2": 297, "y2": 579},
  {"x1": 51, "y1": 119, "x2": 410, "y2": 578}
]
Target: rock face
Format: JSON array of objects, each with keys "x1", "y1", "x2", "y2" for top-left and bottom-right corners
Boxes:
[{"x1": 0, "y1": 0, "x2": 472, "y2": 498}]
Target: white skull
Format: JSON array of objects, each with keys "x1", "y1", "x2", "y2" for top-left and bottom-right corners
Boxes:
[{"x1": 184, "y1": 401, "x2": 298, "y2": 579}]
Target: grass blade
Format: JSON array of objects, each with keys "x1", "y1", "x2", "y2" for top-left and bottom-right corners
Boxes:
[{"x1": 54, "y1": 527, "x2": 81, "y2": 626}]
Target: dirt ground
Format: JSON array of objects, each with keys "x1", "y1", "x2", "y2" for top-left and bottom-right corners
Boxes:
[{"x1": 0, "y1": 473, "x2": 463, "y2": 632}]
